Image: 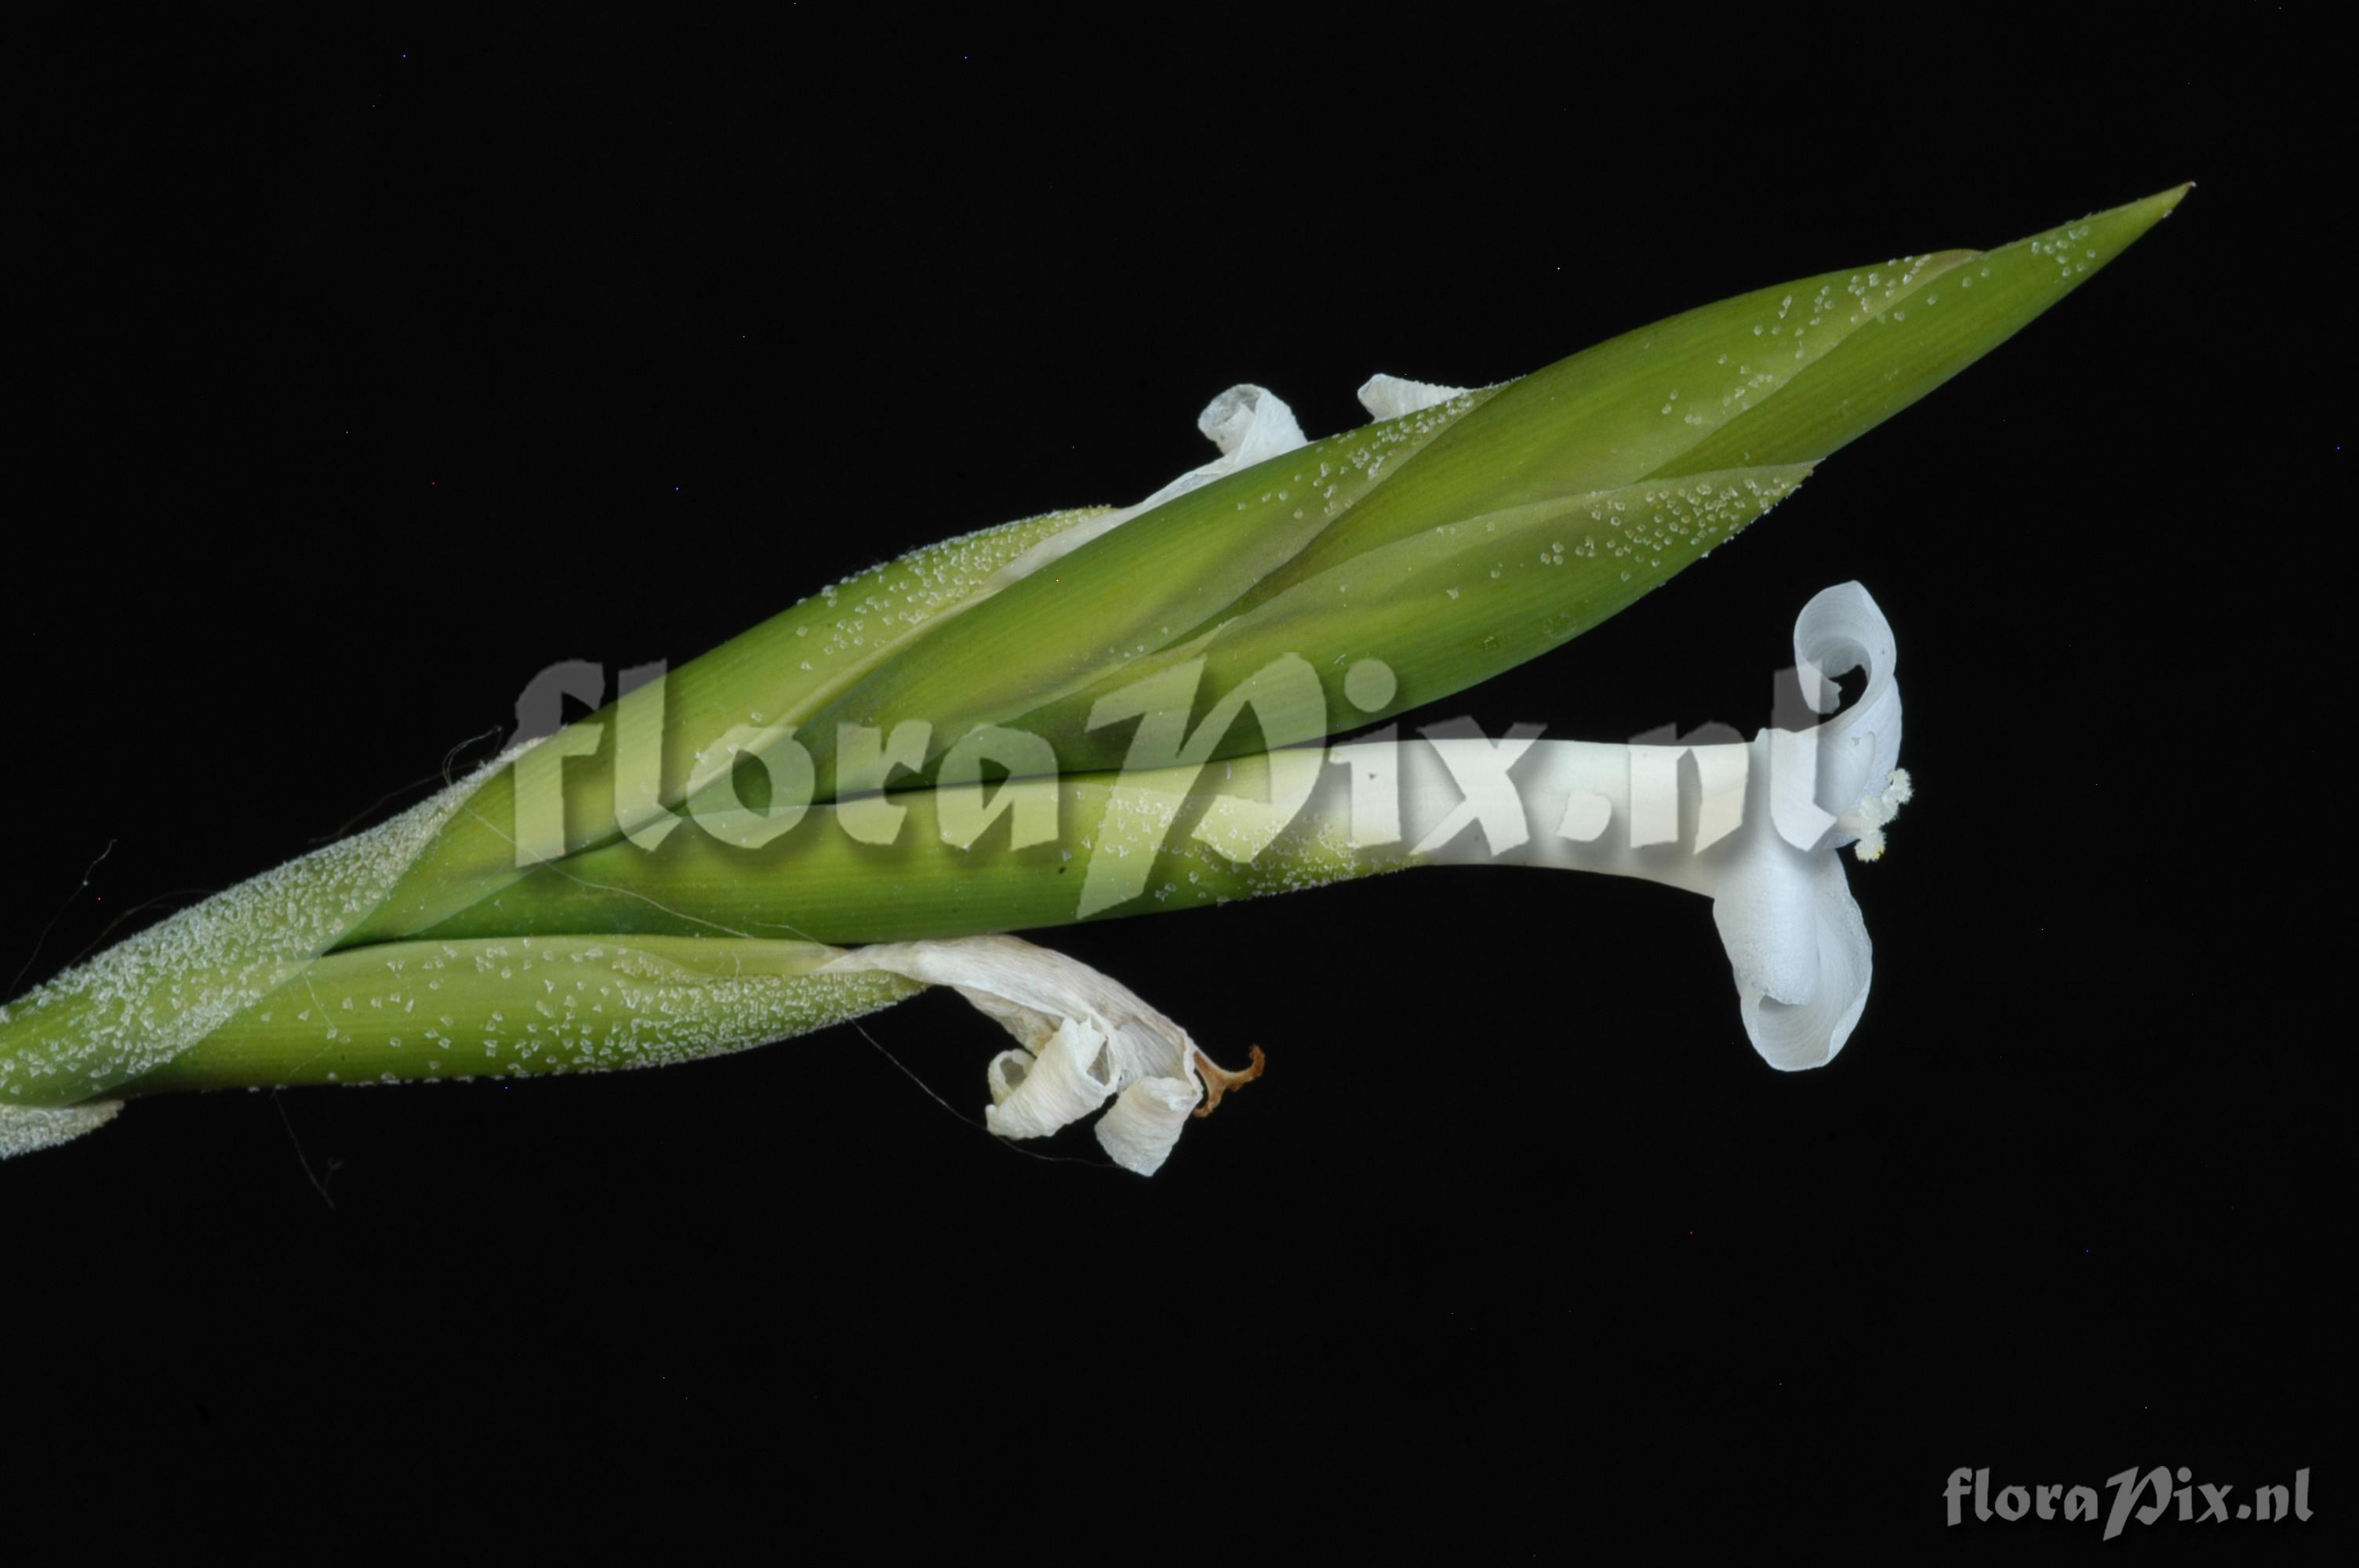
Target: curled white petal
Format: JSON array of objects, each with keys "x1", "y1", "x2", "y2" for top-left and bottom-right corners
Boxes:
[
  {"x1": 820, "y1": 934, "x2": 1251, "y2": 1174},
  {"x1": 981, "y1": 1019, "x2": 1116, "y2": 1140},
  {"x1": 1696, "y1": 581, "x2": 1902, "y2": 1064},
  {"x1": 1095, "y1": 1076, "x2": 1201, "y2": 1176},
  {"x1": 1195, "y1": 383, "x2": 1306, "y2": 465},
  {"x1": 1710, "y1": 740, "x2": 1875, "y2": 1069},
  {"x1": 1790, "y1": 582, "x2": 1903, "y2": 841},
  {"x1": 990, "y1": 383, "x2": 1307, "y2": 586},
  {"x1": 1718, "y1": 854, "x2": 1872, "y2": 1071},
  {"x1": 1667, "y1": 583, "x2": 1904, "y2": 1067},
  {"x1": 984, "y1": 1048, "x2": 1033, "y2": 1105},
  {"x1": 1357, "y1": 373, "x2": 1472, "y2": 420}
]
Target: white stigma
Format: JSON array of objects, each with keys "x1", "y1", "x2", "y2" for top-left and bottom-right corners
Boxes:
[{"x1": 1837, "y1": 768, "x2": 1914, "y2": 863}]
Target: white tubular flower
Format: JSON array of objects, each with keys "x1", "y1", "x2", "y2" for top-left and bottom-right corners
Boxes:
[
  {"x1": 820, "y1": 934, "x2": 1262, "y2": 1176},
  {"x1": 1392, "y1": 582, "x2": 1908, "y2": 1071},
  {"x1": 989, "y1": 382, "x2": 1309, "y2": 587},
  {"x1": 813, "y1": 583, "x2": 1897, "y2": 1174}
]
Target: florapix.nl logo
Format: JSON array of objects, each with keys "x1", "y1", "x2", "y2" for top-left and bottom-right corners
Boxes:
[{"x1": 1945, "y1": 1465, "x2": 2313, "y2": 1538}]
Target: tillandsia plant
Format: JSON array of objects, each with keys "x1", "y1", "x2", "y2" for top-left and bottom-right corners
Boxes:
[{"x1": 1, "y1": 187, "x2": 2186, "y2": 1174}]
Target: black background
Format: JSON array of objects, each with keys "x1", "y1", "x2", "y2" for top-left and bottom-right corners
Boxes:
[{"x1": 10, "y1": 11, "x2": 2338, "y2": 1552}]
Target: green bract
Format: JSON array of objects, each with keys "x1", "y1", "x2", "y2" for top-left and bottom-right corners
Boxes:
[{"x1": 0, "y1": 187, "x2": 2186, "y2": 1160}]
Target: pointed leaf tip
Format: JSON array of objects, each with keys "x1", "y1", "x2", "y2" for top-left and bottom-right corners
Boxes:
[{"x1": 1652, "y1": 184, "x2": 2193, "y2": 476}]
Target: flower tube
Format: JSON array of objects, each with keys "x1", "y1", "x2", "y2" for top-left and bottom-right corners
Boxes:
[{"x1": 781, "y1": 580, "x2": 1904, "y2": 1172}]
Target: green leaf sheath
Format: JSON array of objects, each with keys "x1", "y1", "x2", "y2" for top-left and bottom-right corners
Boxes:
[
  {"x1": 416, "y1": 753, "x2": 1392, "y2": 947},
  {"x1": 127, "y1": 937, "x2": 922, "y2": 1096},
  {"x1": 155, "y1": 760, "x2": 1387, "y2": 1094},
  {"x1": 1001, "y1": 465, "x2": 1815, "y2": 766},
  {"x1": 337, "y1": 503, "x2": 1117, "y2": 946}
]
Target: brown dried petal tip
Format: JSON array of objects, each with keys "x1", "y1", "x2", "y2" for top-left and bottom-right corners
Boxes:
[{"x1": 1191, "y1": 1045, "x2": 1266, "y2": 1118}]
